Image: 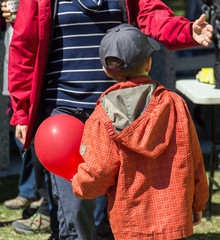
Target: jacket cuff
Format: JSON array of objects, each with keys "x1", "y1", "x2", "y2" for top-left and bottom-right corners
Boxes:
[{"x1": 193, "y1": 203, "x2": 207, "y2": 213}]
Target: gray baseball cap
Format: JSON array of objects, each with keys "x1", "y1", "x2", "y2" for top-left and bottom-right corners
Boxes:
[{"x1": 99, "y1": 24, "x2": 161, "y2": 71}]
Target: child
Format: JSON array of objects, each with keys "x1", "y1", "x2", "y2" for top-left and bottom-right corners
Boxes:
[{"x1": 72, "y1": 24, "x2": 209, "y2": 240}]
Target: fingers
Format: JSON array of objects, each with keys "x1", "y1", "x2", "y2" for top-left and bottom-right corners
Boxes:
[
  {"x1": 206, "y1": 29, "x2": 213, "y2": 39},
  {"x1": 5, "y1": 17, "x2": 15, "y2": 23},
  {"x1": 15, "y1": 131, "x2": 25, "y2": 145},
  {"x1": 202, "y1": 41, "x2": 209, "y2": 47},
  {"x1": 1, "y1": 6, "x2": 10, "y2": 13},
  {"x1": 1, "y1": 1, "x2": 9, "y2": 12},
  {"x1": 205, "y1": 35, "x2": 212, "y2": 43},
  {"x1": 197, "y1": 14, "x2": 206, "y2": 25},
  {"x1": 1, "y1": 3, "x2": 13, "y2": 21},
  {"x1": 201, "y1": 36, "x2": 212, "y2": 47},
  {"x1": 15, "y1": 125, "x2": 27, "y2": 145},
  {"x1": 206, "y1": 24, "x2": 213, "y2": 33},
  {"x1": 203, "y1": 25, "x2": 213, "y2": 46},
  {"x1": 2, "y1": 12, "x2": 12, "y2": 18},
  {"x1": 1, "y1": 1, "x2": 7, "y2": 8}
]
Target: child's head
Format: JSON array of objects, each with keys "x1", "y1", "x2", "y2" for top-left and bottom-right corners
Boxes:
[{"x1": 99, "y1": 24, "x2": 160, "y2": 82}]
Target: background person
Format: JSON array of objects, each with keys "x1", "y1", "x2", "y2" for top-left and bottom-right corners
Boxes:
[
  {"x1": 185, "y1": 0, "x2": 203, "y2": 21},
  {"x1": 1, "y1": 0, "x2": 41, "y2": 212},
  {"x1": 1, "y1": 0, "x2": 51, "y2": 235}
]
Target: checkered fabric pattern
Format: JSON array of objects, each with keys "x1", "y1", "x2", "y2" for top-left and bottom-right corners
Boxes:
[{"x1": 72, "y1": 77, "x2": 209, "y2": 240}]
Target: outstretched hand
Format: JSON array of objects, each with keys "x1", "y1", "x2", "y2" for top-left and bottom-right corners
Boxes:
[{"x1": 192, "y1": 14, "x2": 213, "y2": 47}]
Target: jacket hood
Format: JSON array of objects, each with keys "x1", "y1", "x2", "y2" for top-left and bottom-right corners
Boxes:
[
  {"x1": 99, "y1": 77, "x2": 176, "y2": 159},
  {"x1": 73, "y1": 0, "x2": 104, "y2": 13}
]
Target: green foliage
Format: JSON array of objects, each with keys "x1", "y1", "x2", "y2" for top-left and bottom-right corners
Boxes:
[
  {"x1": 189, "y1": 190, "x2": 220, "y2": 240},
  {"x1": 0, "y1": 175, "x2": 50, "y2": 239},
  {"x1": 162, "y1": 0, "x2": 185, "y2": 16}
]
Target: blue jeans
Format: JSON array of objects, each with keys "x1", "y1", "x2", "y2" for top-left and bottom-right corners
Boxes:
[
  {"x1": 94, "y1": 196, "x2": 107, "y2": 227},
  {"x1": 15, "y1": 137, "x2": 38, "y2": 199},
  {"x1": 43, "y1": 106, "x2": 108, "y2": 240}
]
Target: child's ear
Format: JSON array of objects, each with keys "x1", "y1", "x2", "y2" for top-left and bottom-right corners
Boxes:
[
  {"x1": 145, "y1": 56, "x2": 152, "y2": 73},
  {"x1": 103, "y1": 66, "x2": 112, "y2": 77}
]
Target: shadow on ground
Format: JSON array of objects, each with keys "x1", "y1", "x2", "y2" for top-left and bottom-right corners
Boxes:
[
  {"x1": 0, "y1": 174, "x2": 19, "y2": 203},
  {"x1": 187, "y1": 233, "x2": 220, "y2": 240}
]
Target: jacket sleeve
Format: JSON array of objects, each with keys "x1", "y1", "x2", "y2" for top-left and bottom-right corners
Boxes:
[
  {"x1": 72, "y1": 113, "x2": 120, "y2": 199},
  {"x1": 130, "y1": 0, "x2": 198, "y2": 50},
  {"x1": 188, "y1": 111, "x2": 209, "y2": 212},
  {"x1": 181, "y1": 101, "x2": 209, "y2": 212},
  {"x1": 8, "y1": 0, "x2": 39, "y2": 126}
]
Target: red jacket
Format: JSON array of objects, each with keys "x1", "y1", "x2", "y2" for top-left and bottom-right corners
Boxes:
[
  {"x1": 72, "y1": 77, "x2": 209, "y2": 240},
  {"x1": 8, "y1": 0, "x2": 198, "y2": 148}
]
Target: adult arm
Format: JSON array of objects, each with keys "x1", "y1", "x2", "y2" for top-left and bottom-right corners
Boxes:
[
  {"x1": 8, "y1": 0, "x2": 39, "y2": 128},
  {"x1": 131, "y1": 0, "x2": 212, "y2": 49}
]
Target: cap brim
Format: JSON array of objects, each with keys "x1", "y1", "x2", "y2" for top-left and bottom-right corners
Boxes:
[{"x1": 148, "y1": 37, "x2": 161, "y2": 52}]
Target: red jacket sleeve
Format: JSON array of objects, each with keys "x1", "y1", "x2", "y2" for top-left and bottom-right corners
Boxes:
[
  {"x1": 130, "y1": 0, "x2": 198, "y2": 49},
  {"x1": 8, "y1": 0, "x2": 39, "y2": 126},
  {"x1": 72, "y1": 111, "x2": 120, "y2": 199}
]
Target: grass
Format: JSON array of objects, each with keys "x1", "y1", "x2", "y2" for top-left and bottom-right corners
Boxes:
[
  {"x1": 188, "y1": 189, "x2": 220, "y2": 240},
  {"x1": 0, "y1": 168, "x2": 220, "y2": 239},
  {"x1": 0, "y1": 175, "x2": 50, "y2": 240}
]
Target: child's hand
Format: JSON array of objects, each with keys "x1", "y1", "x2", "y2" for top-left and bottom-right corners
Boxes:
[{"x1": 193, "y1": 211, "x2": 202, "y2": 226}]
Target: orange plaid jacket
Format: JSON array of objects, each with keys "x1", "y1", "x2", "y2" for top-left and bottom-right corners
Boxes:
[{"x1": 72, "y1": 77, "x2": 209, "y2": 240}]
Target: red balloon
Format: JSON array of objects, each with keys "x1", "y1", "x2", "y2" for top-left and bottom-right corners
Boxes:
[{"x1": 35, "y1": 114, "x2": 84, "y2": 181}]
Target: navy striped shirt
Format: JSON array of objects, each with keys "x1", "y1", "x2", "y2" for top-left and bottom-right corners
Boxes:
[{"x1": 44, "y1": 0, "x2": 123, "y2": 109}]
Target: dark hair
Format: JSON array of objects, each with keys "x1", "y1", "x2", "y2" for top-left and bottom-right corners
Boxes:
[{"x1": 105, "y1": 56, "x2": 148, "y2": 81}]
